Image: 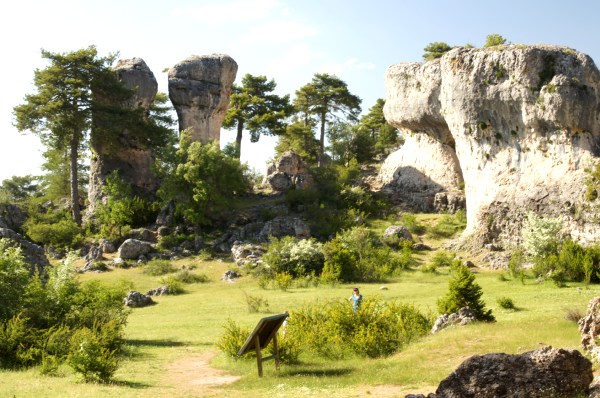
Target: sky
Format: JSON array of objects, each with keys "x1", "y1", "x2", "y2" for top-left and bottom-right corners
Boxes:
[{"x1": 1, "y1": 0, "x2": 600, "y2": 182}]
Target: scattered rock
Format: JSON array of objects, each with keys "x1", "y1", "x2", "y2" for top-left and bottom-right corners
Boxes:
[
  {"x1": 123, "y1": 290, "x2": 155, "y2": 307},
  {"x1": 0, "y1": 228, "x2": 50, "y2": 276},
  {"x1": 259, "y1": 216, "x2": 310, "y2": 241},
  {"x1": 383, "y1": 225, "x2": 414, "y2": 242},
  {"x1": 117, "y1": 238, "x2": 153, "y2": 260},
  {"x1": 263, "y1": 151, "x2": 314, "y2": 192},
  {"x1": 146, "y1": 285, "x2": 170, "y2": 296},
  {"x1": 222, "y1": 270, "x2": 240, "y2": 282},
  {"x1": 231, "y1": 241, "x2": 266, "y2": 267},
  {"x1": 431, "y1": 307, "x2": 477, "y2": 333}
]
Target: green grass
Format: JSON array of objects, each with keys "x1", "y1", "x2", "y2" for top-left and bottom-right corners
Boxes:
[{"x1": 1, "y1": 242, "x2": 598, "y2": 397}]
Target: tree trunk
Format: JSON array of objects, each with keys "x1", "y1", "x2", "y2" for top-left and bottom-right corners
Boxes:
[
  {"x1": 70, "y1": 133, "x2": 82, "y2": 226},
  {"x1": 318, "y1": 112, "x2": 326, "y2": 167},
  {"x1": 235, "y1": 120, "x2": 244, "y2": 159}
]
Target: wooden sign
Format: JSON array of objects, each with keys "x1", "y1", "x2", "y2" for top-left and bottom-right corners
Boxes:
[{"x1": 238, "y1": 313, "x2": 289, "y2": 377}]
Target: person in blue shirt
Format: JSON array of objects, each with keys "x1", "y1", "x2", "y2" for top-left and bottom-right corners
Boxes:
[{"x1": 348, "y1": 287, "x2": 362, "y2": 313}]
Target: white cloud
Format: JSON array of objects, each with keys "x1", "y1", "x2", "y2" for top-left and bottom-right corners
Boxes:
[
  {"x1": 241, "y1": 20, "x2": 317, "y2": 45},
  {"x1": 317, "y1": 58, "x2": 376, "y2": 76},
  {"x1": 171, "y1": 0, "x2": 284, "y2": 24}
]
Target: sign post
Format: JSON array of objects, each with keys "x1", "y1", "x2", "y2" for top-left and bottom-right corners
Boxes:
[{"x1": 237, "y1": 313, "x2": 288, "y2": 377}]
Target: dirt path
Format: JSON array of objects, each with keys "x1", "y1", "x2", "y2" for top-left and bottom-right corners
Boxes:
[
  {"x1": 159, "y1": 351, "x2": 435, "y2": 397},
  {"x1": 159, "y1": 351, "x2": 240, "y2": 397}
]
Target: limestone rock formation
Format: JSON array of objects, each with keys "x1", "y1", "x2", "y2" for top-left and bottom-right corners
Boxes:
[
  {"x1": 0, "y1": 228, "x2": 50, "y2": 276},
  {"x1": 579, "y1": 296, "x2": 600, "y2": 362},
  {"x1": 88, "y1": 58, "x2": 159, "y2": 212},
  {"x1": 168, "y1": 54, "x2": 238, "y2": 143},
  {"x1": 117, "y1": 238, "x2": 153, "y2": 260},
  {"x1": 123, "y1": 290, "x2": 154, "y2": 307},
  {"x1": 264, "y1": 151, "x2": 315, "y2": 191},
  {"x1": 434, "y1": 346, "x2": 592, "y2": 398},
  {"x1": 382, "y1": 45, "x2": 600, "y2": 248}
]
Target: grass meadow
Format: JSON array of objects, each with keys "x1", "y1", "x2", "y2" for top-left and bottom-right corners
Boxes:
[{"x1": 1, "y1": 216, "x2": 597, "y2": 397}]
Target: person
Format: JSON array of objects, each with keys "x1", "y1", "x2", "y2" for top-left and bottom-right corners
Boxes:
[{"x1": 348, "y1": 287, "x2": 362, "y2": 313}]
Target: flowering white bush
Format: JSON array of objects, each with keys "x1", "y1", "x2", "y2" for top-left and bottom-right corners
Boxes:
[{"x1": 521, "y1": 212, "x2": 563, "y2": 257}]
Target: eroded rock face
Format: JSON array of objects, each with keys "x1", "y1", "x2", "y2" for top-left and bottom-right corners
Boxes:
[
  {"x1": 0, "y1": 228, "x2": 50, "y2": 276},
  {"x1": 383, "y1": 45, "x2": 600, "y2": 248},
  {"x1": 579, "y1": 296, "x2": 600, "y2": 362},
  {"x1": 168, "y1": 54, "x2": 237, "y2": 143},
  {"x1": 88, "y1": 58, "x2": 159, "y2": 213},
  {"x1": 435, "y1": 346, "x2": 592, "y2": 398},
  {"x1": 264, "y1": 151, "x2": 315, "y2": 191}
]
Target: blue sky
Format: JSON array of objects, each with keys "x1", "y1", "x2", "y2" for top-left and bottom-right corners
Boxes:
[{"x1": 2, "y1": 0, "x2": 599, "y2": 182}]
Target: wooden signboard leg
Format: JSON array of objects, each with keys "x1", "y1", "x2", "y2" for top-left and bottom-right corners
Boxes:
[
  {"x1": 254, "y1": 335, "x2": 263, "y2": 377},
  {"x1": 273, "y1": 334, "x2": 280, "y2": 370}
]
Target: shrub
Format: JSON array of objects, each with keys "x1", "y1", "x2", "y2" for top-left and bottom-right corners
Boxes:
[
  {"x1": 23, "y1": 217, "x2": 83, "y2": 250},
  {"x1": 172, "y1": 269, "x2": 209, "y2": 284},
  {"x1": 216, "y1": 319, "x2": 251, "y2": 358},
  {"x1": 564, "y1": 308, "x2": 584, "y2": 323},
  {"x1": 484, "y1": 33, "x2": 507, "y2": 47},
  {"x1": 0, "y1": 240, "x2": 30, "y2": 321},
  {"x1": 322, "y1": 227, "x2": 410, "y2": 283},
  {"x1": 423, "y1": 42, "x2": 454, "y2": 61},
  {"x1": 497, "y1": 296, "x2": 516, "y2": 310},
  {"x1": 288, "y1": 298, "x2": 432, "y2": 359},
  {"x1": 274, "y1": 272, "x2": 294, "y2": 291},
  {"x1": 158, "y1": 275, "x2": 185, "y2": 295},
  {"x1": 242, "y1": 291, "x2": 269, "y2": 313},
  {"x1": 429, "y1": 250, "x2": 455, "y2": 269},
  {"x1": 429, "y1": 210, "x2": 466, "y2": 238},
  {"x1": 68, "y1": 328, "x2": 119, "y2": 383},
  {"x1": 508, "y1": 248, "x2": 526, "y2": 282},
  {"x1": 521, "y1": 212, "x2": 562, "y2": 258},
  {"x1": 143, "y1": 259, "x2": 176, "y2": 276},
  {"x1": 262, "y1": 236, "x2": 324, "y2": 278},
  {"x1": 437, "y1": 261, "x2": 494, "y2": 322},
  {"x1": 401, "y1": 213, "x2": 426, "y2": 235}
]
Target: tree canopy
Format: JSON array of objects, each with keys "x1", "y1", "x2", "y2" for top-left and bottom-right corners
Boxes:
[
  {"x1": 423, "y1": 42, "x2": 454, "y2": 61},
  {"x1": 223, "y1": 74, "x2": 292, "y2": 158},
  {"x1": 13, "y1": 46, "x2": 128, "y2": 224},
  {"x1": 484, "y1": 34, "x2": 508, "y2": 47},
  {"x1": 294, "y1": 73, "x2": 361, "y2": 166}
]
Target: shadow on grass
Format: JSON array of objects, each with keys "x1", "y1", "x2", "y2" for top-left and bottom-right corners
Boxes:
[
  {"x1": 125, "y1": 339, "x2": 186, "y2": 348},
  {"x1": 109, "y1": 380, "x2": 152, "y2": 389},
  {"x1": 281, "y1": 367, "x2": 353, "y2": 377}
]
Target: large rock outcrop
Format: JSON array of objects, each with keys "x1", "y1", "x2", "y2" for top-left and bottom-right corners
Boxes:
[
  {"x1": 431, "y1": 346, "x2": 593, "y2": 398},
  {"x1": 168, "y1": 54, "x2": 237, "y2": 143},
  {"x1": 382, "y1": 45, "x2": 600, "y2": 248},
  {"x1": 88, "y1": 58, "x2": 159, "y2": 212}
]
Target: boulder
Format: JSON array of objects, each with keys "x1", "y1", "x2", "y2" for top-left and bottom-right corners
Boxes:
[
  {"x1": 434, "y1": 346, "x2": 592, "y2": 398},
  {"x1": 383, "y1": 45, "x2": 600, "y2": 247},
  {"x1": 0, "y1": 204, "x2": 27, "y2": 231},
  {"x1": 431, "y1": 307, "x2": 477, "y2": 333},
  {"x1": 0, "y1": 228, "x2": 50, "y2": 276},
  {"x1": 168, "y1": 54, "x2": 237, "y2": 144},
  {"x1": 123, "y1": 290, "x2": 154, "y2": 307},
  {"x1": 383, "y1": 225, "x2": 414, "y2": 242},
  {"x1": 433, "y1": 191, "x2": 466, "y2": 214},
  {"x1": 117, "y1": 238, "x2": 153, "y2": 260},
  {"x1": 264, "y1": 151, "x2": 314, "y2": 191},
  {"x1": 259, "y1": 216, "x2": 310, "y2": 240},
  {"x1": 99, "y1": 238, "x2": 116, "y2": 254},
  {"x1": 88, "y1": 58, "x2": 160, "y2": 214},
  {"x1": 146, "y1": 285, "x2": 169, "y2": 296},
  {"x1": 231, "y1": 241, "x2": 266, "y2": 267}
]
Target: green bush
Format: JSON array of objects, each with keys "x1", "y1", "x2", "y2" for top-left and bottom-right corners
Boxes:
[
  {"x1": 68, "y1": 328, "x2": 119, "y2": 383},
  {"x1": 262, "y1": 236, "x2": 324, "y2": 278},
  {"x1": 437, "y1": 261, "x2": 494, "y2": 322},
  {"x1": 216, "y1": 319, "x2": 251, "y2": 359},
  {"x1": 288, "y1": 298, "x2": 432, "y2": 359},
  {"x1": 531, "y1": 239, "x2": 600, "y2": 285},
  {"x1": 242, "y1": 291, "x2": 269, "y2": 313},
  {"x1": 322, "y1": 227, "x2": 410, "y2": 283},
  {"x1": 158, "y1": 275, "x2": 185, "y2": 295},
  {"x1": 401, "y1": 213, "x2": 426, "y2": 235},
  {"x1": 429, "y1": 250, "x2": 455, "y2": 269},
  {"x1": 497, "y1": 296, "x2": 516, "y2": 310},
  {"x1": 24, "y1": 217, "x2": 83, "y2": 250},
  {"x1": 429, "y1": 210, "x2": 466, "y2": 238},
  {"x1": 172, "y1": 269, "x2": 209, "y2": 284},
  {"x1": 143, "y1": 259, "x2": 176, "y2": 276},
  {"x1": 274, "y1": 272, "x2": 294, "y2": 291}
]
